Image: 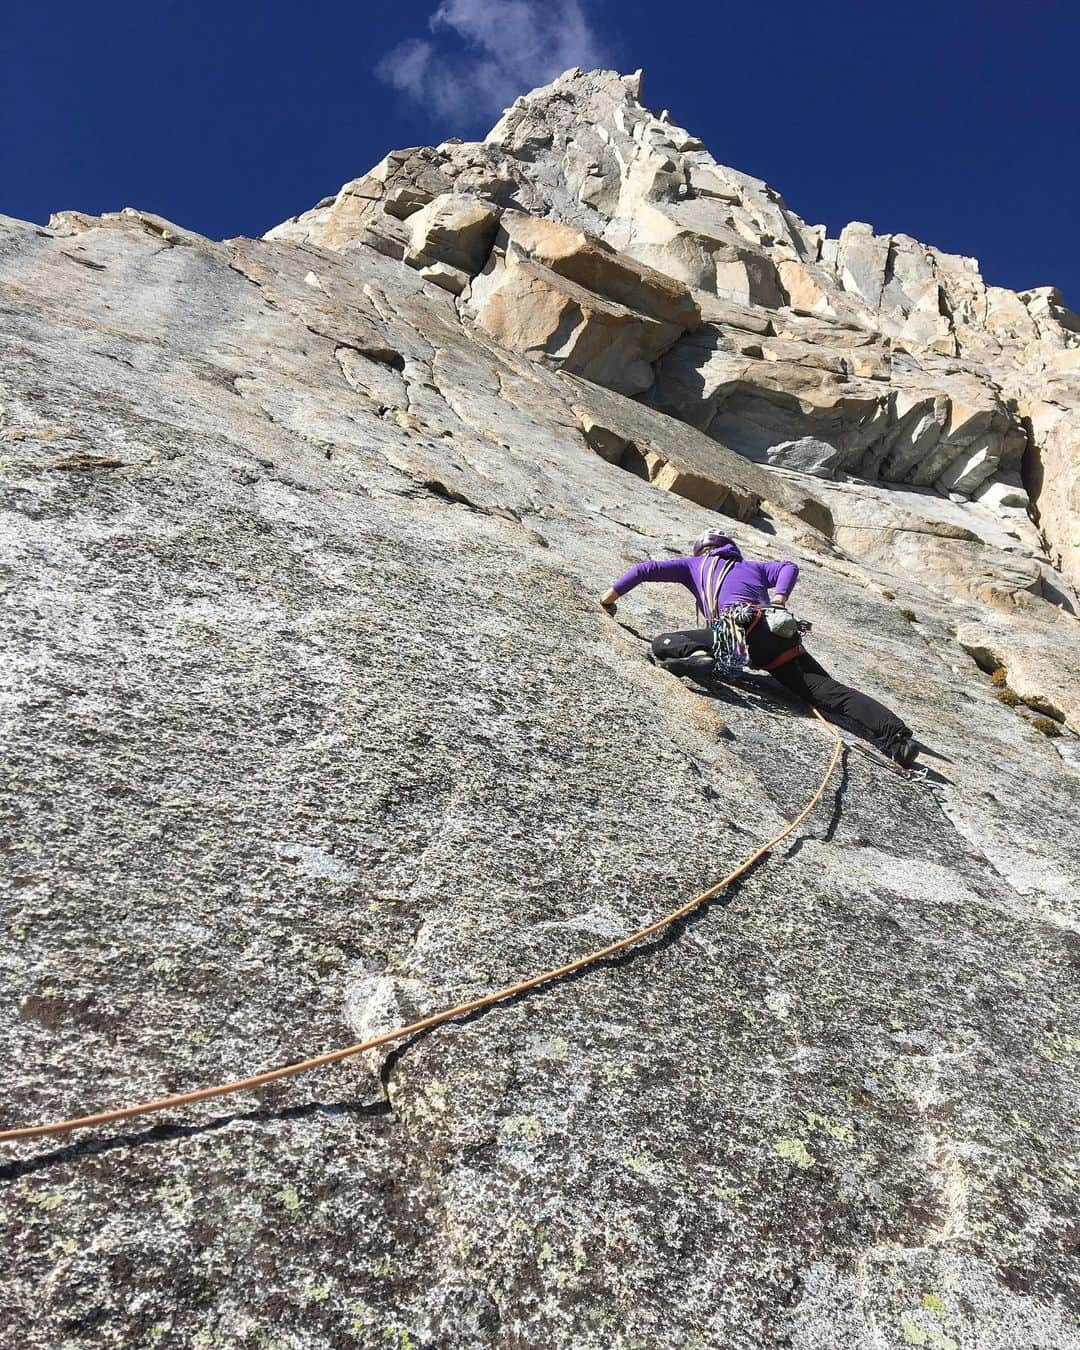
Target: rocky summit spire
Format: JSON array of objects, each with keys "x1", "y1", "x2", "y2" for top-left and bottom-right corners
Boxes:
[{"x1": 269, "y1": 67, "x2": 1080, "y2": 593}]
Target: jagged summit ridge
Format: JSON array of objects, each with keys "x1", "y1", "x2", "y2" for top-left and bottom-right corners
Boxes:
[{"x1": 270, "y1": 66, "x2": 1080, "y2": 591}]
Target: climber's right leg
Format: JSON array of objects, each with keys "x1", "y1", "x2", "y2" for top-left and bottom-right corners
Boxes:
[{"x1": 771, "y1": 653, "x2": 916, "y2": 764}]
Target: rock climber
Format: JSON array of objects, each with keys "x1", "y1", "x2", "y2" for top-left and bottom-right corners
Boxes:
[{"x1": 600, "y1": 529, "x2": 918, "y2": 768}]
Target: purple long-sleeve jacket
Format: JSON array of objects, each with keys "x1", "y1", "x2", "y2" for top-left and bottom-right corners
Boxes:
[{"x1": 612, "y1": 540, "x2": 798, "y2": 622}]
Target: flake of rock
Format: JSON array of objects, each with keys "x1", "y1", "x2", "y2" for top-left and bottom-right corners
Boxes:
[
  {"x1": 764, "y1": 437, "x2": 847, "y2": 478},
  {"x1": 463, "y1": 225, "x2": 694, "y2": 396},
  {"x1": 404, "y1": 192, "x2": 501, "y2": 277}
]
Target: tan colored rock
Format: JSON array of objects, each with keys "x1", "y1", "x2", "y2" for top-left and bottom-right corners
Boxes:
[
  {"x1": 620, "y1": 201, "x2": 785, "y2": 307},
  {"x1": 650, "y1": 324, "x2": 890, "y2": 466},
  {"x1": 1023, "y1": 400, "x2": 1080, "y2": 587},
  {"x1": 465, "y1": 252, "x2": 682, "y2": 396},
  {"x1": 694, "y1": 292, "x2": 774, "y2": 334},
  {"x1": 777, "y1": 259, "x2": 835, "y2": 316},
  {"x1": 497, "y1": 212, "x2": 700, "y2": 330},
  {"x1": 463, "y1": 215, "x2": 700, "y2": 396},
  {"x1": 803, "y1": 475, "x2": 1046, "y2": 611},
  {"x1": 48, "y1": 210, "x2": 102, "y2": 236},
  {"x1": 646, "y1": 459, "x2": 748, "y2": 514},
  {"x1": 958, "y1": 619, "x2": 1080, "y2": 730},
  {"x1": 565, "y1": 373, "x2": 829, "y2": 530},
  {"x1": 405, "y1": 193, "x2": 501, "y2": 276},
  {"x1": 686, "y1": 163, "x2": 741, "y2": 204},
  {"x1": 835, "y1": 222, "x2": 891, "y2": 309},
  {"x1": 1021, "y1": 285, "x2": 1080, "y2": 334},
  {"x1": 576, "y1": 412, "x2": 630, "y2": 463},
  {"x1": 849, "y1": 349, "x2": 893, "y2": 381},
  {"x1": 266, "y1": 146, "x2": 457, "y2": 251},
  {"x1": 651, "y1": 318, "x2": 1025, "y2": 507},
  {"x1": 416, "y1": 260, "x2": 471, "y2": 295},
  {"x1": 267, "y1": 176, "x2": 391, "y2": 251}
]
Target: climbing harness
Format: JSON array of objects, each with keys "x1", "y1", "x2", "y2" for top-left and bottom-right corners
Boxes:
[{"x1": 0, "y1": 712, "x2": 845, "y2": 1146}]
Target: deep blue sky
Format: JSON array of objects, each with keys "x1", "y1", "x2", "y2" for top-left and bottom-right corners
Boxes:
[{"x1": 3, "y1": 0, "x2": 1077, "y2": 306}]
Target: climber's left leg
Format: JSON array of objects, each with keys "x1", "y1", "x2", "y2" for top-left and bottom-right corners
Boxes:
[
  {"x1": 651, "y1": 629, "x2": 714, "y2": 661},
  {"x1": 650, "y1": 628, "x2": 717, "y2": 681}
]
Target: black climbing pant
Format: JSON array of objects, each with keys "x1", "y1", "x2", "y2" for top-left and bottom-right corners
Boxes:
[{"x1": 652, "y1": 625, "x2": 910, "y2": 747}]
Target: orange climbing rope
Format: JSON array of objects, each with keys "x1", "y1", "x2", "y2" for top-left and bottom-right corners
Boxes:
[{"x1": 0, "y1": 711, "x2": 843, "y2": 1146}]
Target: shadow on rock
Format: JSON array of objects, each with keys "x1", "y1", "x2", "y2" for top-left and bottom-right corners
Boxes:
[{"x1": 0, "y1": 1096, "x2": 390, "y2": 1183}]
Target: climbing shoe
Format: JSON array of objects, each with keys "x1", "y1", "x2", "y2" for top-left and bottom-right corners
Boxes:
[
  {"x1": 883, "y1": 733, "x2": 919, "y2": 769},
  {"x1": 656, "y1": 652, "x2": 717, "y2": 682}
]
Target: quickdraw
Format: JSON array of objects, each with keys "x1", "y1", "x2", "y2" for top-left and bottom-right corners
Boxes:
[{"x1": 710, "y1": 604, "x2": 809, "y2": 676}]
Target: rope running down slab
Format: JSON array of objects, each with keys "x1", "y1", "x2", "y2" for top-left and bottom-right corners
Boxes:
[{"x1": 0, "y1": 711, "x2": 843, "y2": 1145}]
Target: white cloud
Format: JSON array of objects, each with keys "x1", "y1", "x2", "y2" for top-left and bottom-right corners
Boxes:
[{"x1": 375, "y1": 0, "x2": 611, "y2": 124}]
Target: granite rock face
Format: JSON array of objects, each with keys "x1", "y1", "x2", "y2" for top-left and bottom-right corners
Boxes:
[{"x1": 1, "y1": 70, "x2": 1079, "y2": 1350}]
